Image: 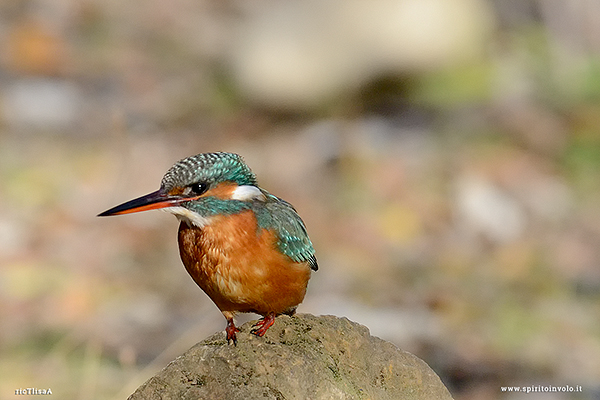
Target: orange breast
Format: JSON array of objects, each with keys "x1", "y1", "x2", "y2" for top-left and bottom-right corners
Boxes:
[{"x1": 177, "y1": 210, "x2": 312, "y2": 316}]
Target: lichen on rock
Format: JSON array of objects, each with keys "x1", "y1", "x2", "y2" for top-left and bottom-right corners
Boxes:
[{"x1": 128, "y1": 314, "x2": 452, "y2": 400}]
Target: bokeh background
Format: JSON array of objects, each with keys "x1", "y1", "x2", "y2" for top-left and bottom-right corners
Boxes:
[{"x1": 1, "y1": 0, "x2": 600, "y2": 399}]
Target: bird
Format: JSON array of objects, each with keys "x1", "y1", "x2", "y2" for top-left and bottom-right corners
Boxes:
[{"x1": 98, "y1": 152, "x2": 317, "y2": 345}]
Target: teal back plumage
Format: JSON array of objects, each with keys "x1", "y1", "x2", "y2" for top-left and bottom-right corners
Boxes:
[
  {"x1": 254, "y1": 194, "x2": 318, "y2": 271},
  {"x1": 185, "y1": 194, "x2": 317, "y2": 271}
]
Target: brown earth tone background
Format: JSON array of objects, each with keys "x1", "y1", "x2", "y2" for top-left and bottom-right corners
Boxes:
[{"x1": 1, "y1": 1, "x2": 600, "y2": 399}]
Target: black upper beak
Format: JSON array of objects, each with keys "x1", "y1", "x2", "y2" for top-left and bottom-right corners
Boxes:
[{"x1": 98, "y1": 189, "x2": 179, "y2": 217}]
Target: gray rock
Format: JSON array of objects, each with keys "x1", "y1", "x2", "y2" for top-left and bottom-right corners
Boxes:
[{"x1": 128, "y1": 314, "x2": 452, "y2": 400}]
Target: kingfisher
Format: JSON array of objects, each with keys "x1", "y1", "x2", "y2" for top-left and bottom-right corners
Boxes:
[{"x1": 98, "y1": 152, "x2": 317, "y2": 345}]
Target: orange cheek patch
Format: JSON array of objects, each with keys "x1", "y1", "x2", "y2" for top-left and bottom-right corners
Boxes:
[
  {"x1": 204, "y1": 182, "x2": 238, "y2": 199},
  {"x1": 168, "y1": 182, "x2": 238, "y2": 199}
]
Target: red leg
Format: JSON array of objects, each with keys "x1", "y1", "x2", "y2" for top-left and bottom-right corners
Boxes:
[
  {"x1": 225, "y1": 317, "x2": 239, "y2": 345},
  {"x1": 250, "y1": 313, "x2": 276, "y2": 337}
]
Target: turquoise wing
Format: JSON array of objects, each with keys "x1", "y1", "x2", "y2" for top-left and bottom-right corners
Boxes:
[{"x1": 255, "y1": 195, "x2": 318, "y2": 271}]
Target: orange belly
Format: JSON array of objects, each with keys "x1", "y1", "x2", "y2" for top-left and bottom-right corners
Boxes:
[{"x1": 177, "y1": 210, "x2": 312, "y2": 317}]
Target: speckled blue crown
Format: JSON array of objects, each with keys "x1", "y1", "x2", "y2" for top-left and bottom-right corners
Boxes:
[{"x1": 161, "y1": 152, "x2": 257, "y2": 189}]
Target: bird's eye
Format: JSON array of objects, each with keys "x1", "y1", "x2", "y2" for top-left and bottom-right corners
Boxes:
[{"x1": 190, "y1": 182, "x2": 208, "y2": 195}]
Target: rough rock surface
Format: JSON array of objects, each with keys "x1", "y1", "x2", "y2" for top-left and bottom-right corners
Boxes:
[{"x1": 128, "y1": 314, "x2": 452, "y2": 400}]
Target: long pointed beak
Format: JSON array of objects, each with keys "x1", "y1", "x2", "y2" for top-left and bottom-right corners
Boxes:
[{"x1": 98, "y1": 189, "x2": 181, "y2": 217}]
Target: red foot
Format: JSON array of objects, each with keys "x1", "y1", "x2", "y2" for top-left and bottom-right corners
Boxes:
[
  {"x1": 226, "y1": 318, "x2": 240, "y2": 345},
  {"x1": 250, "y1": 313, "x2": 276, "y2": 337}
]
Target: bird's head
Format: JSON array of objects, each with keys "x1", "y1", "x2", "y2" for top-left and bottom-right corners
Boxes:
[{"x1": 98, "y1": 152, "x2": 266, "y2": 226}]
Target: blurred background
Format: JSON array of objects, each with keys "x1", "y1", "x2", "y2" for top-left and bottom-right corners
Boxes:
[{"x1": 1, "y1": 0, "x2": 600, "y2": 399}]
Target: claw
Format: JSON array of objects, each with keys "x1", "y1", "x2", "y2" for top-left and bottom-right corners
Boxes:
[
  {"x1": 250, "y1": 313, "x2": 276, "y2": 337},
  {"x1": 226, "y1": 318, "x2": 239, "y2": 345}
]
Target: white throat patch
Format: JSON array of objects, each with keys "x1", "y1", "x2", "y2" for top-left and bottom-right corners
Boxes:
[
  {"x1": 162, "y1": 206, "x2": 211, "y2": 228},
  {"x1": 231, "y1": 185, "x2": 266, "y2": 201}
]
